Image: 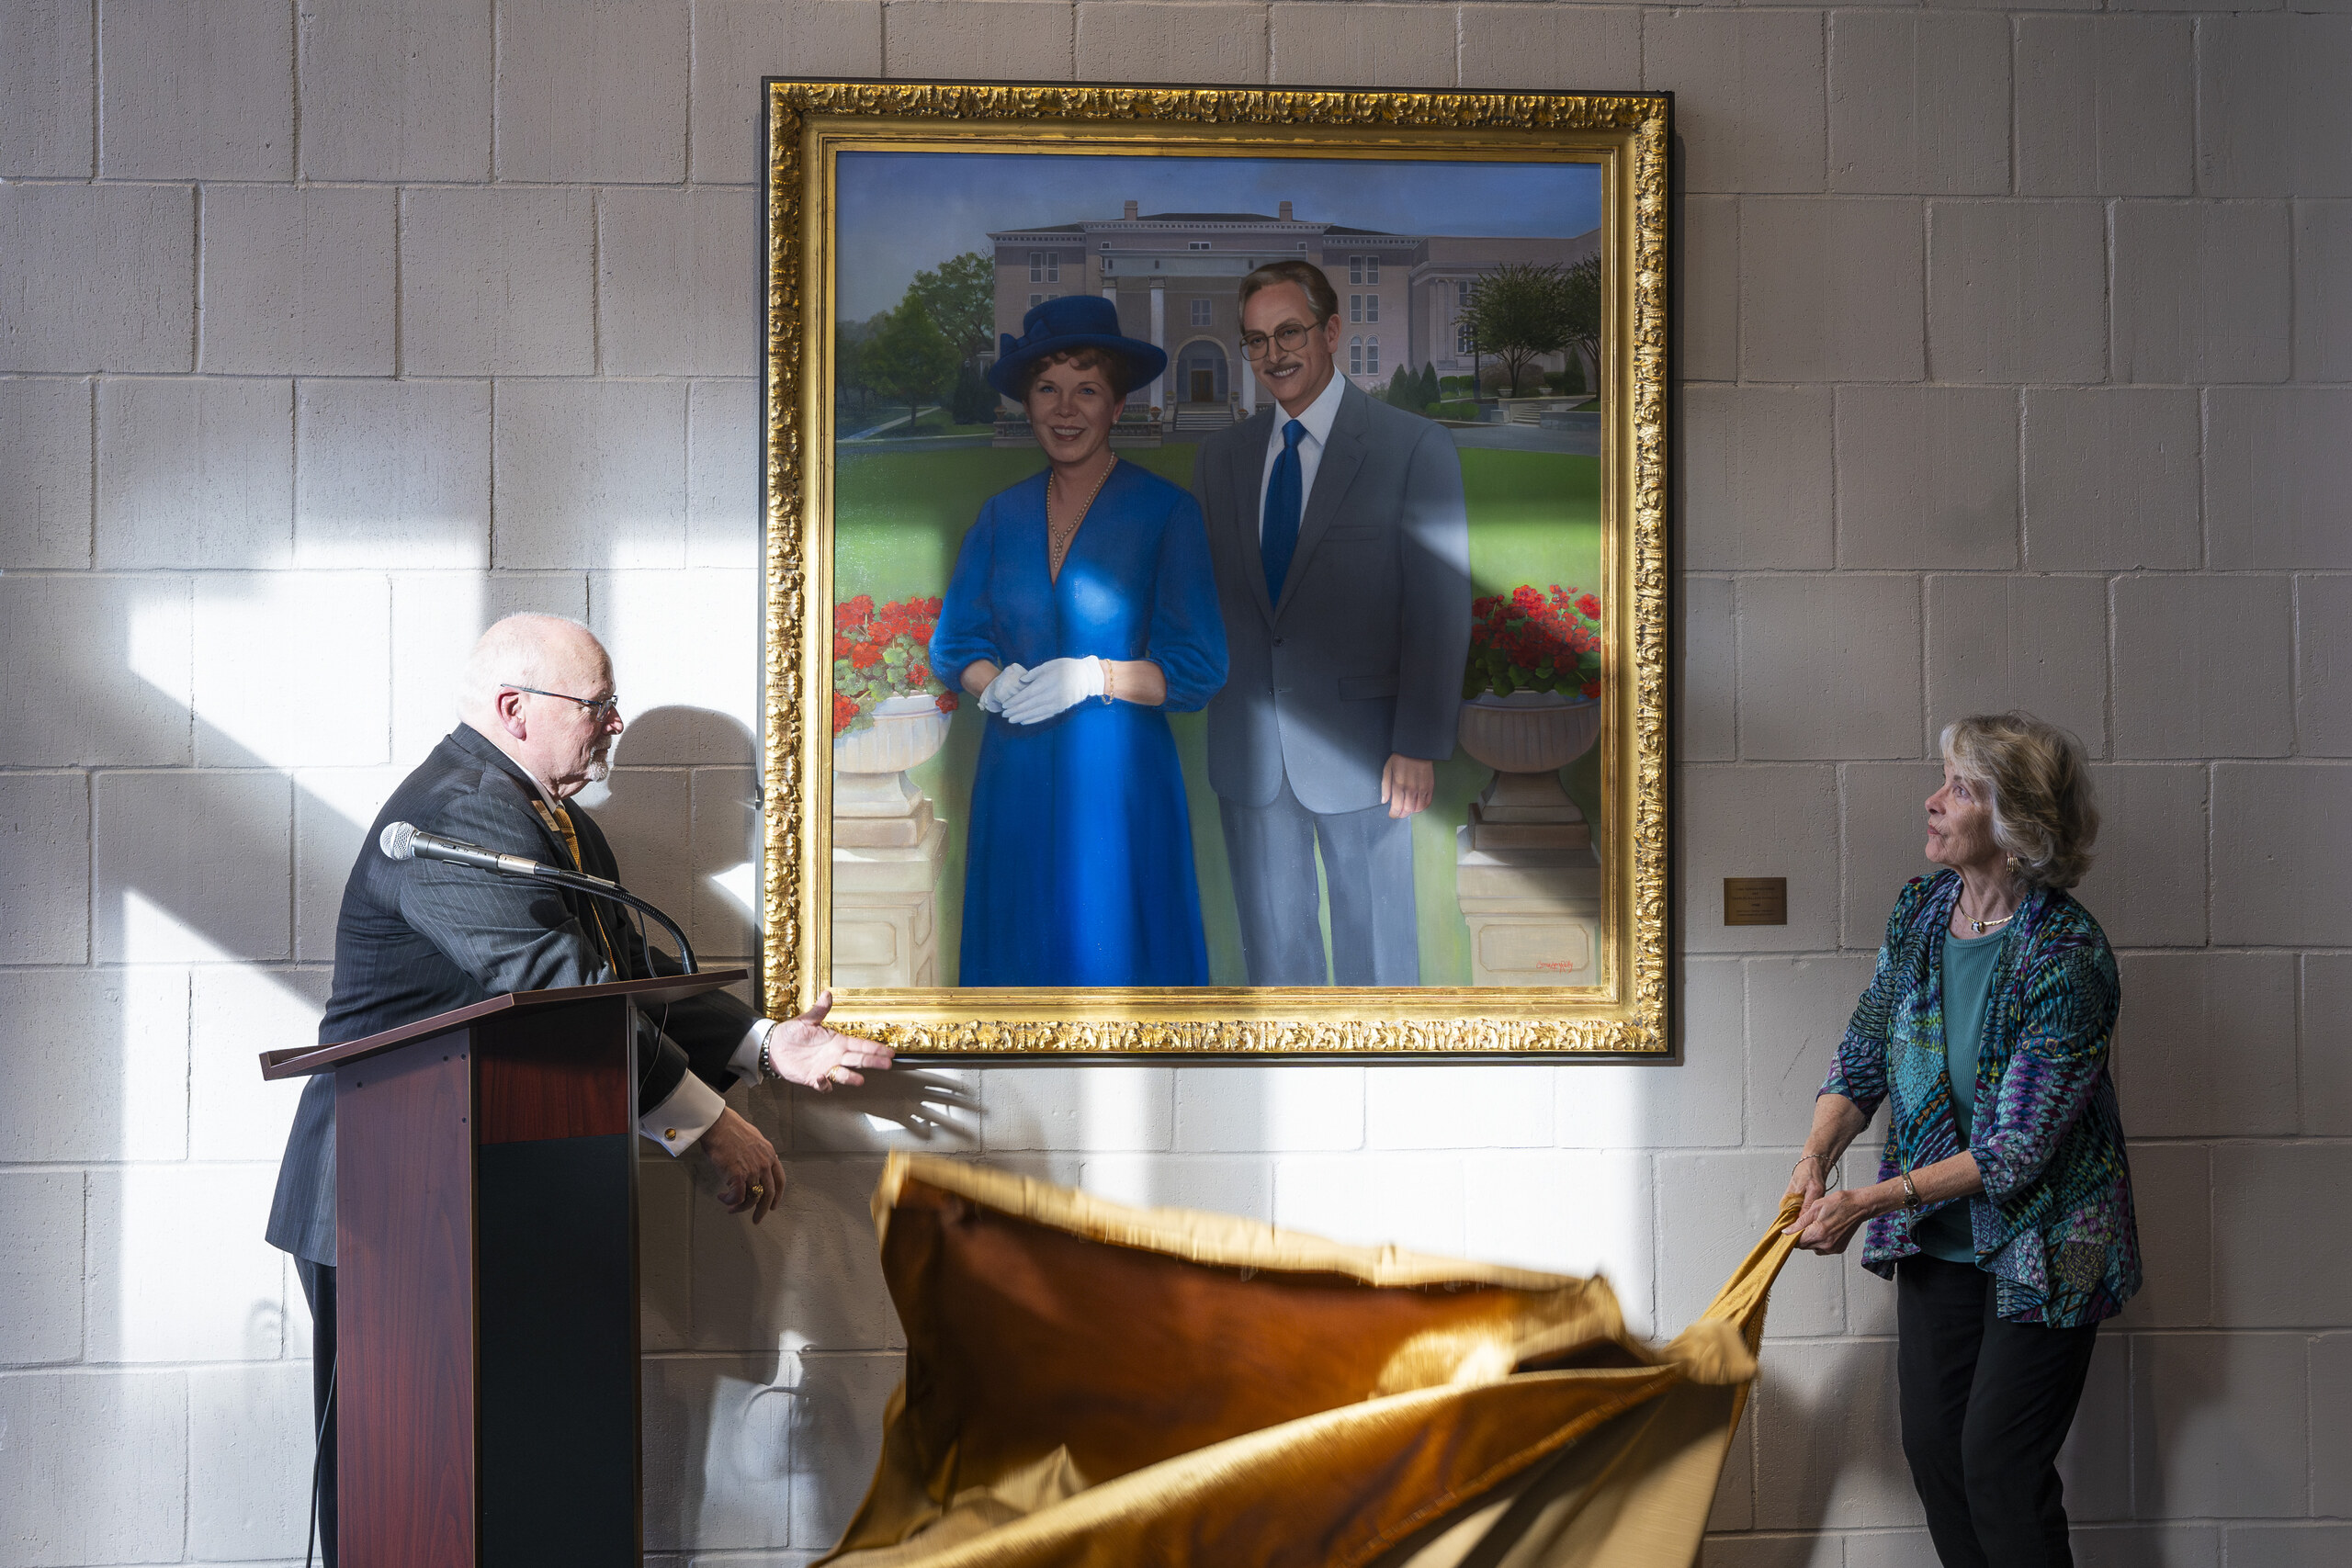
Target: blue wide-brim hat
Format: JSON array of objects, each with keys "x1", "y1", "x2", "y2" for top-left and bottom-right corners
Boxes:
[{"x1": 986, "y1": 295, "x2": 1168, "y2": 399}]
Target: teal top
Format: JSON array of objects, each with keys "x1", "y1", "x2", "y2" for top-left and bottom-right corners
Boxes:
[
  {"x1": 1822, "y1": 873, "x2": 2140, "y2": 1325},
  {"x1": 1917, "y1": 926, "x2": 2007, "y2": 1262}
]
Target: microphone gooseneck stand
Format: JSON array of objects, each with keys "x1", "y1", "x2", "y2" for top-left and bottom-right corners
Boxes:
[
  {"x1": 522, "y1": 861, "x2": 700, "y2": 976},
  {"x1": 379, "y1": 821, "x2": 699, "y2": 974}
]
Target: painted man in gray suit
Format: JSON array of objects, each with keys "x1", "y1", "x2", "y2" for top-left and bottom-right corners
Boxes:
[
  {"x1": 1191, "y1": 260, "x2": 1472, "y2": 985},
  {"x1": 264, "y1": 614, "x2": 889, "y2": 1564}
]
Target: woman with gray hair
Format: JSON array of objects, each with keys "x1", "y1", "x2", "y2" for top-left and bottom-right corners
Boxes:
[{"x1": 1781, "y1": 712, "x2": 2138, "y2": 1568}]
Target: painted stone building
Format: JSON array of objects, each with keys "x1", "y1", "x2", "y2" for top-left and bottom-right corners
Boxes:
[{"x1": 988, "y1": 201, "x2": 1600, "y2": 415}]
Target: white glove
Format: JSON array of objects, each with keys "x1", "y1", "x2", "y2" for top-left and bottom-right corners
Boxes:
[
  {"x1": 1000, "y1": 656, "x2": 1106, "y2": 725},
  {"x1": 978, "y1": 662, "x2": 1030, "y2": 715}
]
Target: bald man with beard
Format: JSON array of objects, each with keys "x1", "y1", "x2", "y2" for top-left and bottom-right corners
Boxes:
[{"x1": 266, "y1": 614, "x2": 889, "y2": 1564}]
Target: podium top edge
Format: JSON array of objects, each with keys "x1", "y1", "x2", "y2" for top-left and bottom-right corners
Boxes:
[{"x1": 258, "y1": 968, "x2": 752, "y2": 1080}]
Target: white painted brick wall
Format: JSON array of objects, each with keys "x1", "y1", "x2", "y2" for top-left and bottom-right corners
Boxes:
[
  {"x1": 96, "y1": 0, "x2": 291, "y2": 181},
  {"x1": 3, "y1": 5, "x2": 2346, "y2": 1564},
  {"x1": 0, "y1": 378, "x2": 94, "y2": 568},
  {"x1": 1835, "y1": 385, "x2": 2019, "y2": 569},
  {"x1": 298, "y1": 0, "x2": 496, "y2": 183}
]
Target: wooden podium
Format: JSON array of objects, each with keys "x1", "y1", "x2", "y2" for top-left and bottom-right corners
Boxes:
[{"x1": 262, "y1": 970, "x2": 749, "y2": 1568}]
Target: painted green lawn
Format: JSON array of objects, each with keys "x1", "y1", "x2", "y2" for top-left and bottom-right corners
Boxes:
[{"x1": 832, "y1": 441, "x2": 1605, "y2": 987}]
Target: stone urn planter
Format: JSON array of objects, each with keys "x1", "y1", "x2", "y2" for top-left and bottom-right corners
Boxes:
[
  {"x1": 1457, "y1": 690, "x2": 1601, "y2": 836},
  {"x1": 833, "y1": 693, "x2": 951, "y2": 820}
]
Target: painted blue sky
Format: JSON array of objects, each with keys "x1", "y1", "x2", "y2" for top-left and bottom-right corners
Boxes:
[{"x1": 834, "y1": 152, "x2": 1604, "y2": 319}]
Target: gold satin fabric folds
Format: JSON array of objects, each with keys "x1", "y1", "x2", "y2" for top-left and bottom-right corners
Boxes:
[{"x1": 823, "y1": 1156, "x2": 1799, "y2": 1568}]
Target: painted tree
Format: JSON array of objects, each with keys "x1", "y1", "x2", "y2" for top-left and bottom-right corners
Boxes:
[
  {"x1": 909, "y1": 251, "x2": 997, "y2": 367},
  {"x1": 1460, "y1": 263, "x2": 1573, "y2": 397},
  {"x1": 864, "y1": 296, "x2": 957, "y2": 430},
  {"x1": 949, "y1": 360, "x2": 993, "y2": 425},
  {"x1": 1559, "y1": 254, "x2": 1603, "y2": 405},
  {"x1": 835, "y1": 315, "x2": 880, "y2": 422}
]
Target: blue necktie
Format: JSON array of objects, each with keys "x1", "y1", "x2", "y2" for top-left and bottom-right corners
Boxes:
[{"x1": 1261, "y1": 418, "x2": 1306, "y2": 606}]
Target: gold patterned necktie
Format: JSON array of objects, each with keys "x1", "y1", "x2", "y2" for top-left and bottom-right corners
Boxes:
[{"x1": 532, "y1": 798, "x2": 621, "y2": 973}]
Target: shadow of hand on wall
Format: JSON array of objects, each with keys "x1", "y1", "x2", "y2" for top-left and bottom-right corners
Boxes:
[{"x1": 794, "y1": 1069, "x2": 981, "y2": 1148}]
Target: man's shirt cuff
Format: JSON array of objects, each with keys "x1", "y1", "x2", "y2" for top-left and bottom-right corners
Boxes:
[
  {"x1": 731, "y1": 1018, "x2": 776, "y2": 1084},
  {"x1": 639, "y1": 1070, "x2": 729, "y2": 1156}
]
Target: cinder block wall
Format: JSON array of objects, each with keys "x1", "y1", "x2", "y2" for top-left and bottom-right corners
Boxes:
[{"x1": 1, "y1": 2, "x2": 2344, "y2": 1563}]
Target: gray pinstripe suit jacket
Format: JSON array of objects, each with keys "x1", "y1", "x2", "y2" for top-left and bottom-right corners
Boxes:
[{"x1": 265, "y1": 724, "x2": 755, "y2": 1266}]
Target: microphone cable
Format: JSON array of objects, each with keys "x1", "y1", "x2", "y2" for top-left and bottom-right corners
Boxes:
[{"x1": 303, "y1": 1349, "x2": 337, "y2": 1568}]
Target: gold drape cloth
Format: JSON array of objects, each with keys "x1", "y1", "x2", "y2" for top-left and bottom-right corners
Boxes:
[{"x1": 821, "y1": 1156, "x2": 1800, "y2": 1568}]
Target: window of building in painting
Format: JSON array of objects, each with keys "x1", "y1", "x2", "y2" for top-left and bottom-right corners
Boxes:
[
  {"x1": 1456, "y1": 322, "x2": 1473, "y2": 355},
  {"x1": 1349, "y1": 335, "x2": 1363, "y2": 375},
  {"x1": 1030, "y1": 251, "x2": 1058, "y2": 282},
  {"x1": 1363, "y1": 292, "x2": 1378, "y2": 323},
  {"x1": 1349, "y1": 294, "x2": 1362, "y2": 323},
  {"x1": 1365, "y1": 337, "x2": 1380, "y2": 375},
  {"x1": 1030, "y1": 293, "x2": 1044, "y2": 308},
  {"x1": 1190, "y1": 299, "x2": 1211, "y2": 326},
  {"x1": 1189, "y1": 241, "x2": 1211, "y2": 251},
  {"x1": 1457, "y1": 280, "x2": 1471, "y2": 307}
]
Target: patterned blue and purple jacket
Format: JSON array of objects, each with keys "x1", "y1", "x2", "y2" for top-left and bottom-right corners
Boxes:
[{"x1": 1821, "y1": 870, "x2": 2141, "y2": 1326}]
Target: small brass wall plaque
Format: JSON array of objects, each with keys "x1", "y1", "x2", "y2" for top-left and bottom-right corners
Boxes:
[{"x1": 1723, "y1": 878, "x2": 1788, "y2": 927}]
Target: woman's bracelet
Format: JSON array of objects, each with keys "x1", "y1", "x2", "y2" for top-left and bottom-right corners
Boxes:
[
  {"x1": 1101, "y1": 659, "x2": 1115, "y2": 705},
  {"x1": 1898, "y1": 1169, "x2": 1921, "y2": 1210}
]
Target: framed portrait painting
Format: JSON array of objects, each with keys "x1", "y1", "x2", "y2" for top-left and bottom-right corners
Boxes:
[{"x1": 761, "y1": 81, "x2": 1671, "y2": 1055}]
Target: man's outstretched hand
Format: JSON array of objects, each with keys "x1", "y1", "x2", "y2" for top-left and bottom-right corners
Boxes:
[{"x1": 765, "y1": 989, "x2": 896, "y2": 1091}]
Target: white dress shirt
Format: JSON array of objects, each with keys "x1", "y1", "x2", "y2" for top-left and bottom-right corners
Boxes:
[
  {"x1": 1255, "y1": 368, "x2": 1350, "y2": 539},
  {"x1": 526, "y1": 774, "x2": 771, "y2": 1156}
]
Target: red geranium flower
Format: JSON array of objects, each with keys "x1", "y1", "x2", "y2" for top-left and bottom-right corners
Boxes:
[
  {"x1": 833, "y1": 592, "x2": 957, "y2": 734},
  {"x1": 1464, "y1": 582, "x2": 1605, "y2": 701}
]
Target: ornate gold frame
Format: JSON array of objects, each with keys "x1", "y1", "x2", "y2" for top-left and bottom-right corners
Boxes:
[{"x1": 763, "y1": 81, "x2": 1671, "y2": 1055}]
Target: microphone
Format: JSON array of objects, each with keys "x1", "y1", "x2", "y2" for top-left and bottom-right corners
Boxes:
[
  {"x1": 378, "y1": 821, "x2": 614, "y2": 886},
  {"x1": 377, "y1": 819, "x2": 695, "y2": 973}
]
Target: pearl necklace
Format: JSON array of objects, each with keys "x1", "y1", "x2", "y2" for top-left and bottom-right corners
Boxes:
[{"x1": 1047, "y1": 458, "x2": 1114, "y2": 579}]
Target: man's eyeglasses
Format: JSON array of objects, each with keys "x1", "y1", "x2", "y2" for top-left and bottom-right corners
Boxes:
[
  {"x1": 1238, "y1": 321, "x2": 1317, "y2": 360},
  {"x1": 505, "y1": 684, "x2": 622, "y2": 723}
]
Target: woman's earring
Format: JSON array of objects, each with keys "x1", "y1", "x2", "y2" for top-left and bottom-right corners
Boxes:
[{"x1": 2004, "y1": 853, "x2": 2018, "y2": 874}]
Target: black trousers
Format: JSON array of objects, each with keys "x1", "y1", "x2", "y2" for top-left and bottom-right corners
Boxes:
[
  {"x1": 1896, "y1": 1255, "x2": 2099, "y2": 1568},
  {"x1": 296, "y1": 1258, "x2": 338, "y2": 1568}
]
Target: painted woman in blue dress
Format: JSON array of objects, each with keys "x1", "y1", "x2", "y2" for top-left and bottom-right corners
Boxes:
[{"x1": 929, "y1": 297, "x2": 1228, "y2": 986}]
